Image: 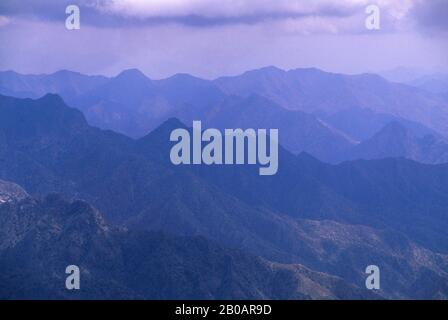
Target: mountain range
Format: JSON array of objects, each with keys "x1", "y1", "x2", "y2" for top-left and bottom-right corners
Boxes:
[
  {"x1": 1, "y1": 94, "x2": 448, "y2": 299},
  {"x1": 1, "y1": 67, "x2": 447, "y2": 164},
  {"x1": 214, "y1": 67, "x2": 448, "y2": 135}
]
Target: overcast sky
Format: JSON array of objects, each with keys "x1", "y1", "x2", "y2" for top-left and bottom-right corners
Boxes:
[{"x1": 0, "y1": 0, "x2": 447, "y2": 78}]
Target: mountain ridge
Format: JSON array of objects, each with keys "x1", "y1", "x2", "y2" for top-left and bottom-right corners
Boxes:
[
  {"x1": 1, "y1": 94, "x2": 448, "y2": 298},
  {"x1": 0, "y1": 189, "x2": 378, "y2": 300},
  {"x1": 3, "y1": 66, "x2": 448, "y2": 162}
]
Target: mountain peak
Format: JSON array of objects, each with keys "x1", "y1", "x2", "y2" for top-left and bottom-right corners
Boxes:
[
  {"x1": 346, "y1": 121, "x2": 420, "y2": 161},
  {"x1": 161, "y1": 73, "x2": 211, "y2": 87},
  {"x1": 169, "y1": 73, "x2": 200, "y2": 80},
  {"x1": 375, "y1": 121, "x2": 410, "y2": 138},
  {"x1": 259, "y1": 65, "x2": 284, "y2": 72},
  {"x1": 139, "y1": 117, "x2": 187, "y2": 141},
  {"x1": 51, "y1": 69, "x2": 81, "y2": 76},
  {"x1": 116, "y1": 68, "x2": 149, "y2": 81},
  {"x1": 136, "y1": 118, "x2": 187, "y2": 160},
  {"x1": 161, "y1": 117, "x2": 187, "y2": 128},
  {"x1": 38, "y1": 93, "x2": 66, "y2": 104},
  {"x1": 244, "y1": 65, "x2": 285, "y2": 76},
  {"x1": 289, "y1": 67, "x2": 326, "y2": 75}
]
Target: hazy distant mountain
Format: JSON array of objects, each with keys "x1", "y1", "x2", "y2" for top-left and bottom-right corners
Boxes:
[
  {"x1": 73, "y1": 70, "x2": 227, "y2": 138},
  {"x1": 380, "y1": 67, "x2": 429, "y2": 83},
  {"x1": 344, "y1": 122, "x2": 448, "y2": 164},
  {"x1": 0, "y1": 70, "x2": 108, "y2": 100},
  {"x1": 0, "y1": 70, "x2": 356, "y2": 162},
  {"x1": 1, "y1": 192, "x2": 376, "y2": 300},
  {"x1": 408, "y1": 73, "x2": 448, "y2": 99},
  {"x1": 0, "y1": 69, "x2": 227, "y2": 137},
  {"x1": 3, "y1": 67, "x2": 448, "y2": 163},
  {"x1": 199, "y1": 94, "x2": 356, "y2": 162},
  {"x1": 215, "y1": 66, "x2": 448, "y2": 136},
  {"x1": 1, "y1": 94, "x2": 448, "y2": 298},
  {"x1": 379, "y1": 68, "x2": 448, "y2": 100},
  {"x1": 317, "y1": 108, "x2": 439, "y2": 141}
]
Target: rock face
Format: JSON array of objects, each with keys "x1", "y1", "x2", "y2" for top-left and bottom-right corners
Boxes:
[
  {"x1": 0, "y1": 180, "x2": 28, "y2": 204},
  {"x1": 0, "y1": 193, "x2": 376, "y2": 300}
]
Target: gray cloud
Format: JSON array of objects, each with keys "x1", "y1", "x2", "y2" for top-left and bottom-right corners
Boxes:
[
  {"x1": 0, "y1": 0, "x2": 363, "y2": 28},
  {"x1": 411, "y1": 0, "x2": 448, "y2": 33},
  {"x1": 1, "y1": 0, "x2": 446, "y2": 79},
  {"x1": 4, "y1": 0, "x2": 436, "y2": 34},
  {"x1": 0, "y1": 0, "x2": 86, "y2": 21}
]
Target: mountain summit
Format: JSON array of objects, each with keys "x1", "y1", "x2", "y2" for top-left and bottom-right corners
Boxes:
[{"x1": 346, "y1": 121, "x2": 448, "y2": 163}]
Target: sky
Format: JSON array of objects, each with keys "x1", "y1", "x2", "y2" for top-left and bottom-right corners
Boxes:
[{"x1": 0, "y1": 0, "x2": 447, "y2": 79}]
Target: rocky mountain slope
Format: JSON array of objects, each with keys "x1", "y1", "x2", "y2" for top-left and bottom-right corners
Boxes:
[
  {"x1": 0, "y1": 180, "x2": 28, "y2": 204},
  {"x1": 0, "y1": 191, "x2": 376, "y2": 300}
]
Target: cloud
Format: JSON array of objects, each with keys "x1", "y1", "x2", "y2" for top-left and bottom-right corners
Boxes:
[
  {"x1": 94, "y1": 0, "x2": 370, "y2": 27},
  {"x1": 0, "y1": 0, "x2": 443, "y2": 36},
  {"x1": 410, "y1": 0, "x2": 448, "y2": 33},
  {"x1": 0, "y1": 0, "x2": 371, "y2": 28},
  {"x1": 98, "y1": 0, "x2": 362, "y2": 18},
  {"x1": 0, "y1": 0, "x2": 83, "y2": 20},
  {"x1": 1, "y1": 1, "x2": 446, "y2": 78}
]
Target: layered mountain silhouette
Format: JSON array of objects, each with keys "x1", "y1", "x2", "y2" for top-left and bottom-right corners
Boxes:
[
  {"x1": 2, "y1": 67, "x2": 447, "y2": 164},
  {"x1": 215, "y1": 67, "x2": 448, "y2": 136},
  {"x1": 0, "y1": 70, "x2": 108, "y2": 100},
  {"x1": 1, "y1": 94, "x2": 448, "y2": 299},
  {"x1": 0, "y1": 69, "x2": 357, "y2": 162}
]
